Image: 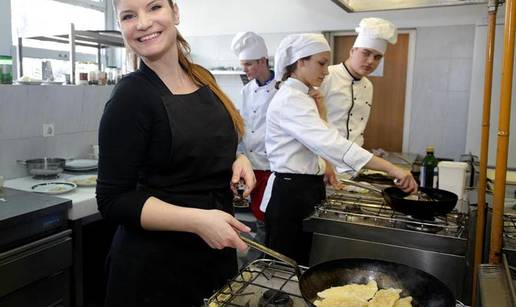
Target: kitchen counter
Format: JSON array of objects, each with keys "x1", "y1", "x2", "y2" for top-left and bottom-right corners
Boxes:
[
  {"x1": 3, "y1": 173, "x2": 105, "y2": 307},
  {"x1": 0, "y1": 186, "x2": 71, "y2": 222},
  {"x1": 4, "y1": 174, "x2": 98, "y2": 221}
]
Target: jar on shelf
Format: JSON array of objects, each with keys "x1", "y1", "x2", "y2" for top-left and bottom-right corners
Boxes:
[
  {"x1": 0, "y1": 56, "x2": 13, "y2": 84},
  {"x1": 78, "y1": 72, "x2": 88, "y2": 85},
  {"x1": 88, "y1": 71, "x2": 99, "y2": 85},
  {"x1": 98, "y1": 71, "x2": 107, "y2": 85}
]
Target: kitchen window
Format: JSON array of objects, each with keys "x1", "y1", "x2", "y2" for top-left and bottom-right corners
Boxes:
[{"x1": 10, "y1": 0, "x2": 106, "y2": 80}]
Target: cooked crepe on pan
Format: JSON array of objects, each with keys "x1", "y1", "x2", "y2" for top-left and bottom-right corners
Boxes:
[
  {"x1": 393, "y1": 296, "x2": 413, "y2": 307},
  {"x1": 317, "y1": 280, "x2": 378, "y2": 301},
  {"x1": 367, "y1": 288, "x2": 402, "y2": 307},
  {"x1": 314, "y1": 281, "x2": 412, "y2": 307}
]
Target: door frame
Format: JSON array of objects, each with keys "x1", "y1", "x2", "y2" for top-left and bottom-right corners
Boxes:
[{"x1": 326, "y1": 29, "x2": 417, "y2": 152}]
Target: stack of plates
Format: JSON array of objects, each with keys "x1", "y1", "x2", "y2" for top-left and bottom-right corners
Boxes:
[{"x1": 64, "y1": 159, "x2": 98, "y2": 171}]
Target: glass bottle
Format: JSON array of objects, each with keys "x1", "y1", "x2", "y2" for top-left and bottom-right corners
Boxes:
[
  {"x1": 0, "y1": 56, "x2": 13, "y2": 84},
  {"x1": 420, "y1": 146, "x2": 438, "y2": 188}
]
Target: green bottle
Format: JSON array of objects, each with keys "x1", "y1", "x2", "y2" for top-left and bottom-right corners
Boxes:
[
  {"x1": 420, "y1": 146, "x2": 438, "y2": 188},
  {"x1": 0, "y1": 56, "x2": 13, "y2": 84}
]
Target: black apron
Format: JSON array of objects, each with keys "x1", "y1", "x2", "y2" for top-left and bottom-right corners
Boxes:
[
  {"x1": 264, "y1": 173, "x2": 325, "y2": 266},
  {"x1": 104, "y1": 84, "x2": 238, "y2": 307}
]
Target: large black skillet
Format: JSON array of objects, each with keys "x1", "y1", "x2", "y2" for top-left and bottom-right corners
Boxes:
[
  {"x1": 340, "y1": 178, "x2": 458, "y2": 220},
  {"x1": 240, "y1": 236, "x2": 456, "y2": 307}
]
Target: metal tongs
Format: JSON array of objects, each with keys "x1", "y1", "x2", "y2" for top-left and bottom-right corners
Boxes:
[{"x1": 239, "y1": 235, "x2": 303, "y2": 278}]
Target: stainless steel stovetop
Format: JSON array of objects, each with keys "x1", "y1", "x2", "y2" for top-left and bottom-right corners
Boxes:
[
  {"x1": 303, "y1": 187, "x2": 472, "y2": 302},
  {"x1": 316, "y1": 188, "x2": 468, "y2": 239},
  {"x1": 204, "y1": 259, "x2": 308, "y2": 307}
]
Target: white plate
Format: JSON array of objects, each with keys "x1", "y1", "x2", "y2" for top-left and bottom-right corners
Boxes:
[
  {"x1": 67, "y1": 175, "x2": 97, "y2": 187},
  {"x1": 65, "y1": 159, "x2": 98, "y2": 170},
  {"x1": 31, "y1": 181, "x2": 77, "y2": 194},
  {"x1": 14, "y1": 80, "x2": 42, "y2": 85}
]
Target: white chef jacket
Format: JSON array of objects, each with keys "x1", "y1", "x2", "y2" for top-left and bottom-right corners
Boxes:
[
  {"x1": 237, "y1": 78, "x2": 277, "y2": 170},
  {"x1": 320, "y1": 63, "x2": 373, "y2": 146},
  {"x1": 265, "y1": 77, "x2": 373, "y2": 175}
]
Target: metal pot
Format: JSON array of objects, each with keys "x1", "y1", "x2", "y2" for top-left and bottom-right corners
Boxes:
[
  {"x1": 340, "y1": 179, "x2": 457, "y2": 219},
  {"x1": 240, "y1": 236, "x2": 456, "y2": 307},
  {"x1": 17, "y1": 158, "x2": 66, "y2": 177}
]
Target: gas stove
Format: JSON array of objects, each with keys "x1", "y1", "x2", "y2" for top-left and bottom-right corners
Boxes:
[
  {"x1": 303, "y1": 187, "x2": 473, "y2": 303},
  {"x1": 204, "y1": 259, "x2": 308, "y2": 307},
  {"x1": 318, "y1": 188, "x2": 468, "y2": 238}
]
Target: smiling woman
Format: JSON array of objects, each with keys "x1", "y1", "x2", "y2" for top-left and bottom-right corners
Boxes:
[{"x1": 96, "y1": 0, "x2": 255, "y2": 306}]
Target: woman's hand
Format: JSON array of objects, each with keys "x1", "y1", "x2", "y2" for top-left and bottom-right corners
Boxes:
[
  {"x1": 308, "y1": 87, "x2": 327, "y2": 121},
  {"x1": 389, "y1": 167, "x2": 418, "y2": 194},
  {"x1": 193, "y1": 209, "x2": 250, "y2": 251},
  {"x1": 231, "y1": 154, "x2": 256, "y2": 197},
  {"x1": 324, "y1": 159, "x2": 344, "y2": 190},
  {"x1": 364, "y1": 156, "x2": 418, "y2": 194}
]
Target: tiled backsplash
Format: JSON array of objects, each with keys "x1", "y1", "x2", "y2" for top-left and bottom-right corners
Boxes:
[
  {"x1": 0, "y1": 85, "x2": 112, "y2": 179},
  {"x1": 215, "y1": 74, "x2": 244, "y2": 110},
  {"x1": 0, "y1": 79, "x2": 244, "y2": 180}
]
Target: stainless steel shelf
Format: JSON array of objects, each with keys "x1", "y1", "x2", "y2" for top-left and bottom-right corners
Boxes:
[{"x1": 16, "y1": 23, "x2": 124, "y2": 84}]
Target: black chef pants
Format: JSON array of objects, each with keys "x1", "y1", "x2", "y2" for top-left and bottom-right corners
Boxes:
[{"x1": 265, "y1": 173, "x2": 325, "y2": 266}]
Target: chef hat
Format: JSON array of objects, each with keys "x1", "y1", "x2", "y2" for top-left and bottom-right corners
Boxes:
[
  {"x1": 230, "y1": 32, "x2": 268, "y2": 60},
  {"x1": 353, "y1": 17, "x2": 397, "y2": 55},
  {"x1": 274, "y1": 33, "x2": 330, "y2": 82}
]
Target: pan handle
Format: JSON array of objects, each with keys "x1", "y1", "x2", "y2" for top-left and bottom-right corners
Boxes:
[
  {"x1": 239, "y1": 235, "x2": 302, "y2": 278},
  {"x1": 339, "y1": 178, "x2": 383, "y2": 194},
  {"x1": 17, "y1": 160, "x2": 27, "y2": 165}
]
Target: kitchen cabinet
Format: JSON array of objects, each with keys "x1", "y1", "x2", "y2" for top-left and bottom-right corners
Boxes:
[
  {"x1": 16, "y1": 23, "x2": 124, "y2": 84},
  {"x1": 4, "y1": 175, "x2": 115, "y2": 307}
]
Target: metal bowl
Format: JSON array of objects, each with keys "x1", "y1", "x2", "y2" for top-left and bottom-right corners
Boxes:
[{"x1": 18, "y1": 158, "x2": 66, "y2": 177}]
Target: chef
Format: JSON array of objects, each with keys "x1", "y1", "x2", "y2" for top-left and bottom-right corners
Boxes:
[
  {"x1": 231, "y1": 32, "x2": 277, "y2": 262},
  {"x1": 320, "y1": 17, "x2": 398, "y2": 146},
  {"x1": 262, "y1": 33, "x2": 417, "y2": 265}
]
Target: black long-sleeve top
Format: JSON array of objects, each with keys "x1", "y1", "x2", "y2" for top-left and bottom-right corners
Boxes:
[{"x1": 96, "y1": 65, "x2": 169, "y2": 228}]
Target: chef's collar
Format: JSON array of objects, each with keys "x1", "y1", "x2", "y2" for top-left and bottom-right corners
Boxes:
[
  {"x1": 256, "y1": 70, "x2": 275, "y2": 87},
  {"x1": 284, "y1": 77, "x2": 310, "y2": 94},
  {"x1": 342, "y1": 62, "x2": 361, "y2": 81}
]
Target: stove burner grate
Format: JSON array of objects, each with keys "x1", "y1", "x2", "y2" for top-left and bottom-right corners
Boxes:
[
  {"x1": 258, "y1": 289, "x2": 294, "y2": 307},
  {"x1": 318, "y1": 192, "x2": 466, "y2": 237},
  {"x1": 204, "y1": 260, "x2": 307, "y2": 307}
]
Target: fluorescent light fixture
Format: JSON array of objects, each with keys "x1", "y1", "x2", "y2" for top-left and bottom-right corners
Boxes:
[{"x1": 330, "y1": 0, "x2": 487, "y2": 12}]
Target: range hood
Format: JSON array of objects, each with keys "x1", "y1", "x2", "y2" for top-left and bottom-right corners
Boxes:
[{"x1": 330, "y1": 0, "x2": 487, "y2": 12}]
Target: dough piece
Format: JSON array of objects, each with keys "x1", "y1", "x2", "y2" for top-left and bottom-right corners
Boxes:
[
  {"x1": 317, "y1": 280, "x2": 378, "y2": 301},
  {"x1": 393, "y1": 296, "x2": 413, "y2": 307},
  {"x1": 368, "y1": 288, "x2": 402, "y2": 307}
]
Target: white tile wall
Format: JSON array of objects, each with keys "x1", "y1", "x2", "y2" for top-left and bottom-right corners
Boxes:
[
  {"x1": 0, "y1": 85, "x2": 112, "y2": 179},
  {"x1": 408, "y1": 25, "x2": 475, "y2": 161},
  {"x1": 215, "y1": 74, "x2": 245, "y2": 110}
]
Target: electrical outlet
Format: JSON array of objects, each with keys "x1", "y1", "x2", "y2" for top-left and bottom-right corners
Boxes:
[{"x1": 43, "y1": 124, "x2": 55, "y2": 137}]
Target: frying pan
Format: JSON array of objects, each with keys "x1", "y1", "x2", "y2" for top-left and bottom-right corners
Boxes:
[
  {"x1": 340, "y1": 179, "x2": 457, "y2": 220},
  {"x1": 240, "y1": 236, "x2": 456, "y2": 307}
]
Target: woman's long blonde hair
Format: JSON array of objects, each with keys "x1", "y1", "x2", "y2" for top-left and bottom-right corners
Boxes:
[{"x1": 114, "y1": 0, "x2": 244, "y2": 138}]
